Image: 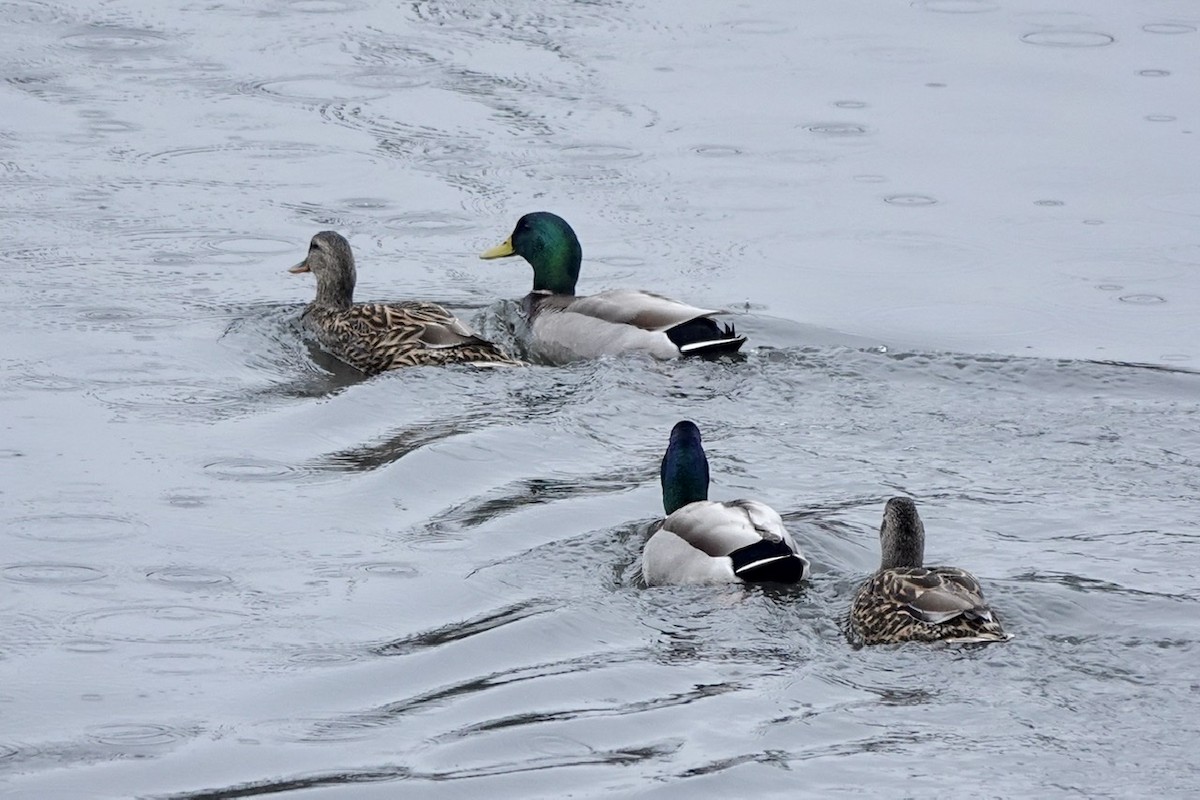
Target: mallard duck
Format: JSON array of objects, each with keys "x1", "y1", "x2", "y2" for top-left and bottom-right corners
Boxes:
[
  {"x1": 289, "y1": 231, "x2": 522, "y2": 373},
  {"x1": 849, "y1": 497, "x2": 1011, "y2": 645},
  {"x1": 479, "y1": 212, "x2": 746, "y2": 362},
  {"x1": 642, "y1": 421, "x2": 809, "y2": 586}
]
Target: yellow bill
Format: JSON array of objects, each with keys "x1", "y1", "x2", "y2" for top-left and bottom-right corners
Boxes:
[{"x1": 479, "y1": 237, "x2": 516, "y2": 260}]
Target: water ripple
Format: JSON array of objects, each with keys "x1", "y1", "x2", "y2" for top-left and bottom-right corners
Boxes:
[
  {"x1": 152, "y1": 742, "x2": 679, "y2": 799},
  {"x1": 1, "y1": 563, "x2": 106, "y2": 585},
  {"x1": 0, "y1": 0, "x2": 69, "y2": 24},
  {"x1": 914, "y1": 0, "x2": 999, "y2": 12},
  {"x1": 60, "y1": 27, "x2": 169, "y2": 53},
  {"x1": 883, "y1": 193, "x2": 939, "y2": 206},
  {"x1": 0, "y1": 612, "x2": 60, "y2": 656},
  {"x1": 727, "y1": 19, "x2": 793, "y2": 35},
  {"x1": 356, "y1": 561, "x2": 421, "y2": 579},
  {"x1": 381, "y1": 210, "x2": 477, "y2": 235},
  {"x1": 283, "y1": 644, "x2": 370, "y2": 669},
  {"x1": 375, "y1": 600, "x2": 561, "y2": 657},
  {"x1": 133, "y1": 651, "x2": 225, "y2": 675},
  {"x1": 285, "y1": 0, "x2": 365, "y2": 12},
  {"x1": 319, "y1": 647, "x2": 652, "y2": 749},
  {"x1": 429, "y1": 682, "x2": 740, "y2": 745},
  {"x1": 423, "y1": 468, "x2": 649, "y2": 534},
  {"x1": 202, "y1": 457, "x2": 308, "y2": 483},
  {"x1": 1142, "y1": 23, "x2": 1196, "y2": 35},
  {"x1": 559, "y1": 142, "x2": 643, "y2": 162},
  {"x1": 689, "y1": 144, "x2": 743, "y2": 158},
  {"x1": 1010, "y1": 571, "x2": 1196, "y2": 602},
  {"x1": 92, "y1": 381, "x2": 250, "y2": 419},
  {"x1": 65, "y1": 604, "x2": 251, "y2": 643},
  {"x1": 235, "y1": 75, "x2": 389, "y2": 103},
  {"x1": 86, "y1": 721, "x2": 197, "y2": 750},
  {"x1": 306, "y1": 416, "x2": 490, "y2": 474},
  {"x1": 145, "y1": 566, "x2": 235, "y2": 590},
  {"x1": 805, "y1": 121, "x2": 873, "y2": 137},
  {"x1": 1020, "y1": 30, "x2": 1115, "y2": 47},
  {"x1": 7, "y1": 512, "x2": 146, "y2": 543},
  {"x1": 129, "y1": 140, "x2": 377, "y2": 169}
]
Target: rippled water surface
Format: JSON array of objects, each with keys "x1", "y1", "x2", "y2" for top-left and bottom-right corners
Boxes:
[{"x1": 2, "y1": 0, "x2": 1199, "y2": 797}]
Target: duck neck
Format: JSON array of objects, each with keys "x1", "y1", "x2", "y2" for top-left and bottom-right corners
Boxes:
[
  {"x1": 661, "y1": 431, "x2": 710, "y2": 515},
  {"x1": 880, "y1": 514, "x2": 925, "y2": 569},
  {"x1": 529, "y1": 240, "x2": 581, "y2": 296},
  {"x1": 313, "y1": 268, "x2": 355, "y2": 310}
]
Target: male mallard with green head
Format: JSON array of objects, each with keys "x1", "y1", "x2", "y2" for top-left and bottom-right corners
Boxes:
[
  {"x1": 642, "y1": 421, "x2": 809, "y2": 586},
  {"x1": 480, "y1": 212, "x2": 746, "y2": 363},
  {"x1": 850, "y1": 497, "x2": 1011, "y2": 644},
  {"x1": 290, "y1": 231, "x2": 522, "y2": 373}
]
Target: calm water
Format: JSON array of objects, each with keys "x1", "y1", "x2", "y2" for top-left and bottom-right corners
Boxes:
[{"x1": 2, "y1": 1, "x2": 1199, "y2": 797}]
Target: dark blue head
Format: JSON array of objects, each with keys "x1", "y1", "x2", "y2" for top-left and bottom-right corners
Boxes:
[{"x1": 660, "y1": 420, "x2": 710, "y2": 514}]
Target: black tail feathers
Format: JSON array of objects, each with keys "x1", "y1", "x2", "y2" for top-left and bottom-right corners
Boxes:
[
  {"x1": 730, "y1": 539, "x2": 808, "y2": 583},
  {"x1": 667, "y1": 318, "x2": 747, "y2": 357}
]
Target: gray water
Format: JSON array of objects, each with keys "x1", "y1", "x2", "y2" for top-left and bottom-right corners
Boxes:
[{"x1": 2, "y1": 1, "x2": 1199, "y2": 797}]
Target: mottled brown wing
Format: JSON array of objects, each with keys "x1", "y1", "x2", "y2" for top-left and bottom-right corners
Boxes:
[
  {"x1": 886, "y1": 566, "x2": 985, "y2": 622},
  {"x1": 850, "y1": 565, "x2": 1010, "y2": 644},
  {"x1": 307, "y1": 302, "x2": 518, "y2": 373}
]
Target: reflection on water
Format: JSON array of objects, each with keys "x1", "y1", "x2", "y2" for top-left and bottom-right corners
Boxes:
[{"x1": 2, "y1": 0, "x2": 1200, "y2": 797}]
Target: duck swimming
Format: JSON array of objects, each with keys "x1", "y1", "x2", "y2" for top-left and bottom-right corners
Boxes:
[
  {"x1": 479, "y1": 212, "x2": 746, "y2": 363},
  {"x1": 849, "y1": 497, "x2": 1011, "y2": 645},
  {"x1": 290, "y1": 231, "x2": 522, "y2": 373},
  {"x1": 642, "y1": 421, "x2": 809, "y2": 586}
]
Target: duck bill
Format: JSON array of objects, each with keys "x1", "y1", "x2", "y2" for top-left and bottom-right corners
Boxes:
[
  {"x1": 479, "y1": 237, "x2": 516, "y2": 260},
  {"x1": 288, "y1": 260, "x2": 310, "y2": 274}
]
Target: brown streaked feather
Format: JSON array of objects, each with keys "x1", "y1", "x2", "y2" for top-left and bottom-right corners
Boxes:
[
  {"x1": 850, "y1": 565, "x2": 1010, "y2": 645},
  {"x1": 303, "y1": 301, "x2": 523, "y2": 374}
]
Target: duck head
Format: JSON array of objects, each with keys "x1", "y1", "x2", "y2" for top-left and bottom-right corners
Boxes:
[
  {"x1": 290, "y1": 231, "x2": 356, "y2": 308},
  {"x1": 480, "y1": 212, "x2": 583, "y2": 296}
]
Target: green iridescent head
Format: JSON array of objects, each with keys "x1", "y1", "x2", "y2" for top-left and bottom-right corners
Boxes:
[{"x1": 480, "y1": 211, "x2": 583, "y2": 295}]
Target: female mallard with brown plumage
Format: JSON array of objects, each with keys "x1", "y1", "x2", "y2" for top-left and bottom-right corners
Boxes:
[
  {"x1": 849, "y1": 497, "x2": 1011, "y2": 645},
  {"x1": 289, "y1": 231, "x2": 522, "y2": 373},
  {"x1": 479, "y1": 212, "x2": 745, "y2": 363}
]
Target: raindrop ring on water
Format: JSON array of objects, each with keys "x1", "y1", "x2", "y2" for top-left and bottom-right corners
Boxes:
[
  {"x1": 690, "y1": 144, "x2": 743, "y2": 158},
  {"x1": 914, "y1": 0, "x2": 999, "y2": 13},
  {"x1": 1142, "y1": 23, "x2": 1197, "y2": 35},
  {"x1": 146, "y1": 566, "x2": 234, "y2": 588},
  {"x1": 805, "y1": 122, "x2": 872, "y2": 137},
  {"x1": 60, "y1": 27, "x2": 168, "y2": 52},
  {"x1": 1020, "y1": 30, "x2": 1115, "y2": 47},
  {"x1": 7, "y1": 513, "x2": 145, "y2": 543},
  {"x1": 884, "y1": 194, "x2": 939, "y2": 206},
  {"x1": 1, "y1": 564, "x2": 106, "y2": 584}
]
